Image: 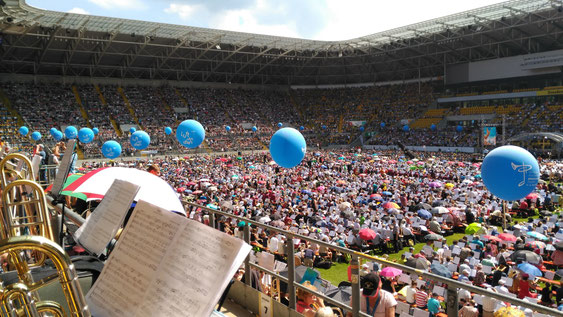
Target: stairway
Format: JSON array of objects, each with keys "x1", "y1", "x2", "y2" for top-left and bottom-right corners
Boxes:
[
  {"x1": 117, "y1": 87, "x2": 143, "y2": 129},
  {"x1": 155, "y1": 89, "x2": 178, "y2": 124},
  {"x1": 95, "y1": 84, "x2": 122, "y2": 137},
  {"x1": 288, "y1": 90, "x2": 305, "y2": 122},
  {"x1": 174, "y1": 88, "x2": 190, "y2": 108},
  {"x1": 75, "y1": 146, "x2": 85, "y2": 160},
  {"x1": 337, "y1": 115, "x2": 344, "y2": 133},
  {"x1": 254, "y1": 135, "x2": 268, "y2": 151},
  {"x1": 0, "y1": 88, "x2": 25, "y2": 126},
  {"x1": 71, "y1": 86, "x2": 92, "y2": 128},
  {"x1": 521, "y1": 105, "x2": 541, "y2": 127},
  {"x1": 201, "y1": 140, "x2": 213, "y2": 154}
]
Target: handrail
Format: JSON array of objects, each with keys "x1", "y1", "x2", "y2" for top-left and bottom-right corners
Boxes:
[
  {"x1": 184, "y1": 201, "x2": 563, "y2": 317},
  {"x1": 46, "y1": 195, "x2": 86, "y2": 227}
]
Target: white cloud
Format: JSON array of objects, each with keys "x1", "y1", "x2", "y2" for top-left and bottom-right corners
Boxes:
[
  {"x1": 164, "y1": 4, "x2": 199, "y2": 20},
  {"x1": 87, "y1": 0, "x2": 146, "y2": 10},
  {"x1": 211, "y1": 9, "x2": 301, "y2": 38},
  {"x1": 67, "y1": 7, "x2": 90, "y2": 15},
  {"x1": 163, "y1": 0, "x2": 507, "y2": 40},
  {"x1": 315, "y1": 0, "x2": 507, "y2": 41}
]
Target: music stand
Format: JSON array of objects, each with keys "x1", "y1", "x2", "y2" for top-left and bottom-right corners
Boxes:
[{"x1": 48, "y1": 139, "x2": 76, "y2": 246}]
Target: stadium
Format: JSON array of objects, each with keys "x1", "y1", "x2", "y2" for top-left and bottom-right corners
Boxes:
[{"x1": 0, "y1": 0, "x2": 562, "y2": 317}]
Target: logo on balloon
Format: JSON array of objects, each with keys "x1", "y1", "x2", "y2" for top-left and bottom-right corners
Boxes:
[
  {"x1": 511, "y1": 162, "x2": 535, "y2": 187},
  {"x1": 481, "y1": 145, "x2": 539, "y2": 201},
  {"x1": 181, "y1": 131, "x2": 193, "y2": 145}
]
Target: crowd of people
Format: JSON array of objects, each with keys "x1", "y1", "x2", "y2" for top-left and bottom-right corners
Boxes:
[
  {"x1": 70, "y1": 148, "x2": 563, "y2": 317},
  {"x1": 1, "y1": 65, "x2": 563, "y2": 317},
  {"x1": 1, "y1": 82, "x2": 562, "y2": 160}
]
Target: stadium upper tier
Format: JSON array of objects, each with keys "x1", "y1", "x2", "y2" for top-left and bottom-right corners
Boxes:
[
  {"x1": 1, "y1": 82, "x2": 561, "y2": 158},
  {"x1": 1, "y1": 0, "x2": 563, "y2": 84}
]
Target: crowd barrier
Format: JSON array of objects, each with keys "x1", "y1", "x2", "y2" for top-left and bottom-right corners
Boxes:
[
  {"x1": 42, "y1": 195, "x2": 561, "y2": 317},
  {"x1": 183, "y1": 202, "x2": 561, "y2": 317}
]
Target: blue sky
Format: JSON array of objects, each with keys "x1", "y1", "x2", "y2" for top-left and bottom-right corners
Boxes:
[{"x1": 27, "y1": 0, "x2": 506, "y2": 41}]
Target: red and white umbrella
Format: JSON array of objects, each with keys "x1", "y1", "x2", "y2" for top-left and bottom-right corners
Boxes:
[{"x1": 65, "y1": 167, "x2": 185, "y2": 215}]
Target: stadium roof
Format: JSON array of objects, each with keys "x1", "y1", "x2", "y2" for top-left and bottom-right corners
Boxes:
[{"x1": 1, "y1": 0, "x2": 563, "y2": 85}]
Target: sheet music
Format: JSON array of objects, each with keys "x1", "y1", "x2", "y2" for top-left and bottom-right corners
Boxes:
[
  {"x1": 50, "y1": 139, "x2": 76, "y2": 196},
  {"x1": 31, "y1": 155, "x2": 41, "y2": 181},
  {"x1": 74, "y1": 180, "x2": 140, "y2": 255},
  {"x1": 86, "y1": 200, "x2": 251, "y2": 317}
]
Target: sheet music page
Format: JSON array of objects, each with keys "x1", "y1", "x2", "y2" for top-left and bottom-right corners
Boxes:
[
  {"x1": 74, "y1": 179, "x2": 140, "y2": 255},
  {"x1": 31, "y1": 155, "x2": 41, "y2": 181},
  {"x1": 86, "y1": 200, "x2": 251, "y2": 317},
  {"x1": 50, "y1": 139, "x2": 76, "y2": 196}
]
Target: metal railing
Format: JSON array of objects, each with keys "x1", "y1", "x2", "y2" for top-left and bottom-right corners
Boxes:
[{"x1": 184, "y1": 202, "x2": 562, "y2": 317}]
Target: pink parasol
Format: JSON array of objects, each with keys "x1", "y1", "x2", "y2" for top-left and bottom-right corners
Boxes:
[
  {"x1": 358, "y1": 228, "x2": 377, "y2": 241},
  {"x1": 380, "y1": 267, "x2": 402, "y2": 277},
  {"x1": 498, "y1": 233, "x2": 517, "y2": 242}
]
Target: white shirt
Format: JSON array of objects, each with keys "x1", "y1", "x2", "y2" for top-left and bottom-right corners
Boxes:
[
  {"x1": 405, "y1": 286, "x2": 416, "y2": 304},
  {"x1": 268, "y1": 236, "x2": 279, "y2": 252},
  {"x1": 482, "y1": 294, "x2": 498, "y2": 312},
  {"x1": 494, "y1": 285, "x2": 510, "y2": 295}
]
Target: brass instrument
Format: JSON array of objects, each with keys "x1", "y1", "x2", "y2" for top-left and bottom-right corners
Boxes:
[
  {"x1": 0, "y1": 235, "x2": 91, "y2": 316},
  {"x1": 0, "y1": 153, "x2": 35, "y2": 189},
  {"x1": 1, "y1": 180, "x2": 54, "y2": 242}
]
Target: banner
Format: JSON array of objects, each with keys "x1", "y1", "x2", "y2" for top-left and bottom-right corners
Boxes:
[
  {"x1": 349, "y1": 121, "x2": 366, "y2": 127},
  {"x1": 483, "y1": 127, "x2": 496, "y2": 146}
]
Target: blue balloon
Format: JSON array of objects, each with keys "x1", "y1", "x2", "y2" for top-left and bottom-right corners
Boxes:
[
  {"x1": 252, "y1": 126, "x2": 257, "y2": 132},
  {"x1": 322, "y1": 125, "x2": 327, "y2": 130},
  {"x1": 430, "y1": 124, "x2": 437, "y2": 131},
  {"x1": 269, "y1": 128, "x2": 306, "y2": 168},
  {"x1": 19, "y1": 126, "x2": 29, "y2": 136},
  {"x1": 31, "y1": 131, "x2": 41, "y2": 141},
  {"x1": 93, "y1": 127, "x2": 99, "y2": 135},
  {"x1": 78, "y1": 128, "x2": 95, "y2": 144},
  {"x1": 65, "y1": 126, "x2": 77, "y2": 139},
  {"x1": 456, "y1": 125, "x2": 463, "y2": 132},
  {"x1": 277, "y1": 122, "x2": 283, "y2": 128},
  {"x1": 165, "y1": 127, "x2": 172, "y2": 135},
  {"x1": 49, "y1": 128, "x2": 57, "y2": 135},
  {"x1": 359, "y1": 126, "x2": 365, "y2": 132},
  {"x1": 53, "y1": 130, "x2": 63, "y2": 141},
  {"x1": 176, "y1": 119, "x2": 205, "y2": 149},
  {"x1": 101, "y1": 141, "x2": 122, "y2": 159},
  {"x1": 225, "y1": 126, "x2": 231, "y2": 132},
  {"x1": 129, "y1": 127, "x2": 136, "y2": 133},
  {"x1": 402, "y1": 125, "x2": 410, "y2": 132},
  {"x1": 299, "y1": 126, "x2": 304, "y2": 131},
  {"x1": 481, "y1": 145, "x2": 539, "y2": 201},
  {"x1": 380, "y1": 122, "x2": 385, "y2": 128},
  {"x1": 130, "y1": 131, "x2": 150, "y2": 150}
]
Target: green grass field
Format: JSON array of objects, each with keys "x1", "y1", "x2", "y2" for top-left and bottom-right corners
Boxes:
[
  {"x1": 316, "y1": 233, "x2": 467, "y2": 286},
  {"x1": 316, "y1": 204, "x2": 562, "y2": 286}
]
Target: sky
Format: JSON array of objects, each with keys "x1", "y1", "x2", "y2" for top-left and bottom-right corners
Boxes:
[{"x1": 26, "y1": 0, "x2": 508, "y2": 41}]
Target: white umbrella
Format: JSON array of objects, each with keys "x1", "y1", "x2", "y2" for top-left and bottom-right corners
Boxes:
[
  {"x1": 65, "y1": 167, "x2": 185, "y2": 215},
  {"x1": 432, "y1": 207, "x2": 449, "y2": 214},
  {"x1": 339, "y1": 202, "x2": 351, "y2": 211}
]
